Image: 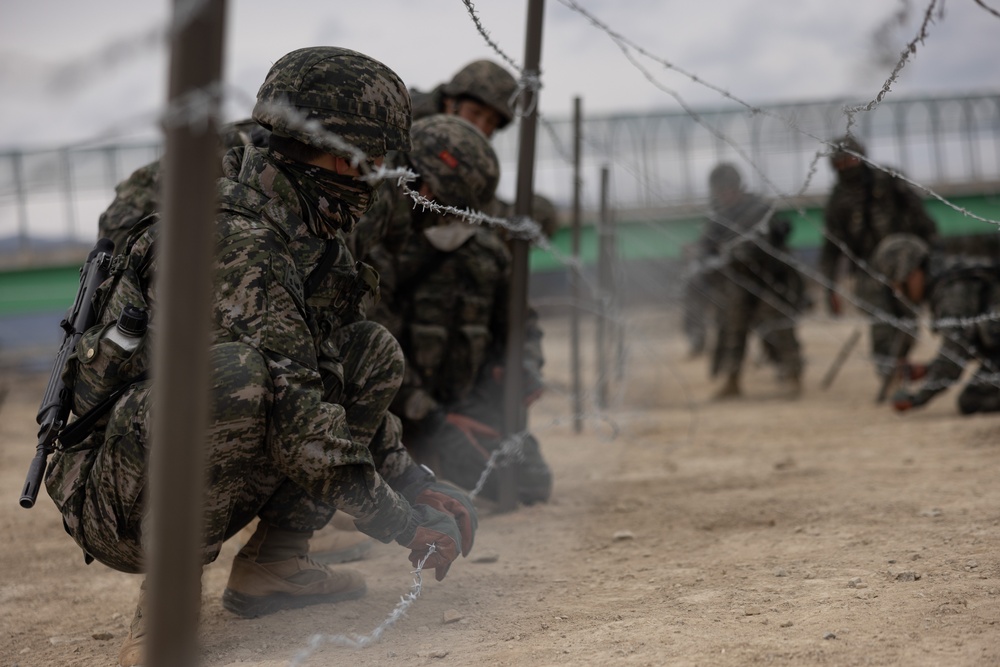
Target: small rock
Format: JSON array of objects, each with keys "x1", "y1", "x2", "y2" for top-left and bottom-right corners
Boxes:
[
  {"x1": 895, "y1": 571, "x2": 920, "y2": 582},
  {"x1": 848, "y1": 577, "x2": 863, "y2": 588},
  {"x1": 612, "y1": 530, "x2": 635, "y2": 542},
  {"x1": 773, "y1": 568, "x2": 788, "y2": 577},
  {"x1": 20, "y1": 647, "x2": 31, "y2": 655},
  {"x1": 471, "y1": 551, "x2": 500, "y2": 564},
  {"x1": 744, "y1": 607, "x2": 762, "y2": 616},
  {"x1": 824, "y1": 632, "x2": 837, "y2": 640},
  {"x1": 91, "y1": 632, "x2": 114, "y2": 641},
  {"x1": 442, "y1": 609, "x2": 463, "y2": 624},
  {"x1": 919, "y1": 508, "x2": 943, "y2": 518},
  {"x1": 428, "y1": 649, "x2": 450, "y2": 659},
  {"x1": 965, "y1": 560, "x2": 979, "y2": 570},
  {"x1": 780, "y1": 621, "x2": 794, "y2": 628}
]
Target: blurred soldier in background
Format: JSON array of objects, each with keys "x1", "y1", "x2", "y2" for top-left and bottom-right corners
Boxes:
[
  {"x1": 365, "y1": 115, "x2": 552, "y2": 506},
  {"x1": 410, "y1": 59, "x2": 518, "y2": 139},
  {"x1": 820, "y1": 135, "x2": 939, "y2": 380},
  {"x1": 45, "y1": 47, "x2": 477, "y2": 667},
  {"x1": 872, "y1": 234, "x2": 1000, "y2": 414},
  {"x1": 701, "y1": 163, "x2": 806, "y2": 399}
]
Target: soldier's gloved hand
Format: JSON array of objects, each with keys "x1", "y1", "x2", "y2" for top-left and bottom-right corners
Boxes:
[
  {"x1": 828, "y1": 291, "x2": 843, "y2": 317},
  {"x1": 445, "y1": 413, "x2": 500, "y2": 456},
  {"x1": 891, "y1": 389, "x2": 915, "y2": 413},
  {"x1": 398, "y1": 504, "x2": 462, "y2": 581},
  {"x1": 415, "y1": 482, "x2": 478, "y2": 556}
]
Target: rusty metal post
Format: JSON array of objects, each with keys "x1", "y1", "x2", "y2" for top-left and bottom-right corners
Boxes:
[
  {"x1": 596, "y1": 166, "x2": 611, "y2": 409},
  {"x1": 148, "y1": 1, "x2": 226, "y2": 665},
  {"x1": 500, "y1": 0, "x2": 546, "y2": 512},
  {"x1": 570, "y1": 96, "x2": 583, "y2": 433}
]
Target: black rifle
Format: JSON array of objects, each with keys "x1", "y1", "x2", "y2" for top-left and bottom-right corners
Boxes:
[{"x1": 20, "y1": 238, "x2": 115, "y2": 509}]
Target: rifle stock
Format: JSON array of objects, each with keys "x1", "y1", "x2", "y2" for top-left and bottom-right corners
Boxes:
[{"x1": 20, "y1": 238, "x2": 114, "y2": 509}]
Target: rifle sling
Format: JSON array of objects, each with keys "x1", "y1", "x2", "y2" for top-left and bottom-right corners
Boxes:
[{"x1": 58, "y1": 371, "x2": 150, "y2": 449}]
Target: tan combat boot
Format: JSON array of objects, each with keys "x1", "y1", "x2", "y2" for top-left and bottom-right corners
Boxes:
[
  {"x1": 117, "y1": 581, "x2": 147, "y2": 667},
  {"x1": 712, "y1": 372, "x2": 741, "y2": 400},
  {"x1": 309, "y1": 514, "x2": 373, "y2": 565},
  {"x1": 222, "y1": 520, "x2": 366, "y2": 618}
]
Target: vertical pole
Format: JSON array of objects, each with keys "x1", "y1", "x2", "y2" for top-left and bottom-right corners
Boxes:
[
  {"x1": 12, "y1": 152, "x2": 29, "y2": 253},
  {"x1": 60, "y1": 148, "x2": 77, "y2": 240},
  {"x1": 500, "y1": 0, "x2": 545, "y2": 512},
  {"x1": 596, "y1": 166, "x2": 610, "y2": 409},
  {"x1": 570, "y1": 96, "x2": 583, "y2": 433},
  {"x1": 148, "y1": 1, "x2": 226, "y2": 666}
]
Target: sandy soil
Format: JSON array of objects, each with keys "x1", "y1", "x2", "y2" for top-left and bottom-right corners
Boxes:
[{"x1": 1, "y1": 307, "x2": 999, "y2": 666}]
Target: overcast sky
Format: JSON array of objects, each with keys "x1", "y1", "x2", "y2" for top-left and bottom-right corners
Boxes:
[{"x1": 0, "y1": 0, "x2": 997, "y2": 150}]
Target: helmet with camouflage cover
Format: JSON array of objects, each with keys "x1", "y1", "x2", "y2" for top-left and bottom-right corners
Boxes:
[
  {"x1": 872, "y1": 233, "x2": 930, "y2": 283},
  {"x1": 442, "y1": 60, "x2": 518, "y2": 129},
  {"x1": 253, "y1": 46, "x2": 411, "y2": 159},
  {"x1": 408, "y1": 115, "x2": 500, "y2": 211}
]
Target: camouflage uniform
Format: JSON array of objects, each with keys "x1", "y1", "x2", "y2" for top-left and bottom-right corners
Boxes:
[
  {"x1": 45, "y1": 48, "x2": 440, "y2": 574},
  {"x1": 361, "y1": 116, "x2": 551, "y2": 504},
  {"x1": 873, "y1": 235, "x2": 1000, "y2": 414},
  {"x1": 409, "y1": 60, "x2": 517, "y2": 131},
  {"x1": 388, "y1": 219, "x2": 550, "y2": 504},
  {"x1": 97, "y1": 119, "x2": 269, "y2": 251},
  {"x1": 707, "y1": 190, "x2": 805, "y2": 385},
  {"x1": 821, "y1": 138, "x2": 938, "y2": 376}
]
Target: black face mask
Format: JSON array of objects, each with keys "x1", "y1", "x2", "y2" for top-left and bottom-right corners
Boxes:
[{"x1": 270, "y1": 151, "x2": 376, "y2": 233}]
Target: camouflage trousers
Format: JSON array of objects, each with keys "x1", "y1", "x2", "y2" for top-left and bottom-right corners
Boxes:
[
  {"x1": 855, "y1": 271, "x2": 919, "y2": 379},
  {"x1": 403, "y1": 373, "x2": 552, "y2": 506},
  {"x1": 713, "y1": 270, "x2": 803, "y2": 380},
  {"x1": 682, "y1": 266, "x2": 723, "y2": 356},
  {"x1": 51, "y1": 321, "x2": 402, "y2": 574}
]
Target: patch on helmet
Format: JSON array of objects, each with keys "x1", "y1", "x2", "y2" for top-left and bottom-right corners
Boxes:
[{"x1": 438, "y1": 150, "x2": 459, "y2": 169}]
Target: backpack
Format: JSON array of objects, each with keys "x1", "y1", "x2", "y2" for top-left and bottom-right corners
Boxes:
[{"x1": 59, "y1": 216, "x2": 159, "y2": 444}]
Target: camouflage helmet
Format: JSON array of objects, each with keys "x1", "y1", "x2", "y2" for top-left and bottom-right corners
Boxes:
[
  {"x1": 253, "y1": 46, "x2": 411, "y2": 158},
  {"x1": 872, "y1": 233, "x2": 930, "y2": 283},
  {"x1": 829, "y1": 135, "x2": 867, "y2": 164},
  {"x1": 408, "y1": 115, "x2": 500, "y2": 211},
  {"x1": 442, "y1": 60, "x2": 518, "y2": 129}
]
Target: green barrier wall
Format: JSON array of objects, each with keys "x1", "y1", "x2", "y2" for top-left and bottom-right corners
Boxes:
[{"x1": 3, "y1": 195, "x2": 998, "y2": 317}]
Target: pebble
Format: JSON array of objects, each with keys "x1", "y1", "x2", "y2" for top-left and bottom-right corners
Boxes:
[
  {"x1": 780, "y1": 621, "x2": 794, "y2": 628},
  {"x1": 91, "y1": 632, "x2": 114, "y2": 641},
  {"x1": 847, "y1": 577, "x2": 867, "y2": 589},
  {"x1": 824, "y1": 632, "x2": 837, "y2": 640},
  {"x1": 612, "y1": 530, "x2": 636, "y2": 542},
  {"x1": 428, "y1": 650, "x2": 450, "y2": 659},
  {"x1": 895, "y1": 571, "x2": 920, "y2": 582},
  {"x1": 773, "y1": 568, "x2": 788, "y2": 577},
  {"x1": 442, "y1": 609, "x2": 463, "y2": 624},
  {"x1": 471, "y1": 551, "x2": 500, "y2": 564}
]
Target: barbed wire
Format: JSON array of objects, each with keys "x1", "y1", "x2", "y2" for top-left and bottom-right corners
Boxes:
[
  {"x1": 843, "y1": 0, "x2": 944, "y2": 133},
  {"x1": 287, "y1": 545, "x2": 438, "y2": 664},
  {"x1": 974, "y1": 0, "x2": 1000, "y2": 19}
]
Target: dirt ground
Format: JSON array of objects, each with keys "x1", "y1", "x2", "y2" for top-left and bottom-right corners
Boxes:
[{"x1": 2, "y1": 307, "x2": 999, "y2": 666}]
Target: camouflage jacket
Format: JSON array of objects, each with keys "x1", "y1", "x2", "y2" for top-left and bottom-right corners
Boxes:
[
  {"x1": 209, "y1": 146, "x2": 414, "y2": 536},
  {"x1": 820, "y1": 166, "x2": 938, "y2": 283},
  {"x1": 911, "y1": 255, "x2": 1000, "y2": 405},
  {"x1": 375, "y1": 219, "x2": 542, "y2": 423},
  {"x1": 97, "y1": 160, "x2": 162, "y2": 251}
]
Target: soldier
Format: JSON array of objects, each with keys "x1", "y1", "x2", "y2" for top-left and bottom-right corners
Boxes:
[
  {"x1": 872, "y1": 234, "x2": 1000, "y2": 414},
  {"x1": 365, "y1": 114, "x2": 551, "y2": 505},
  {"x1": 701, "y1": 163, "x2": 805, "y2": 399},
  {"x1": 820, "y1": 135, "x2": 939, "y2": 379},
  {"x1": 44, "y1": 47, "x2": 477, "y2": 667},
  {"x1": 410, "y1": 59, "x2": 518, "y2": 139}
]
